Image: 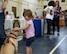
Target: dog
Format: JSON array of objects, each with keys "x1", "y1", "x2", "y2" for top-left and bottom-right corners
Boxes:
[{"x1": 0, "y1": 30, "x2": 19, "y2": 54}]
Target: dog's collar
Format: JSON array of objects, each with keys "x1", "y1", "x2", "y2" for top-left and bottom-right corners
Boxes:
[
  {"x1": 4, "y1": 37, "x2": 16, "y2": 50},
  {"x1": 10, "y1": 32, "x2": 17, "y2": 37},
  {"x1": 8, "y1": 36, "x2": 16, "y2": 39}
]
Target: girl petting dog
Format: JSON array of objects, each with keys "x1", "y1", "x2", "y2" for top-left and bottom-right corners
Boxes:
[{"x1": 13, "y1": 9, "x2": 35, "y2": 54}]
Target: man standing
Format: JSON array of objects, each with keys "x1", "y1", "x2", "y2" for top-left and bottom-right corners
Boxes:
[{"x1": 0, "y1": 0, "x2": 8, "y2": 49}]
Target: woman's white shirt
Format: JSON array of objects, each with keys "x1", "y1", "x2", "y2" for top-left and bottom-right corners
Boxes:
[{"x1": 44, "y1": 6, "x2": 54, "y2": 20}]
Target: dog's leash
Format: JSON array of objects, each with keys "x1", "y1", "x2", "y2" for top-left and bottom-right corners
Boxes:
[{"x1": 4, "y1": 36, "x2": 16, "y2": 47}]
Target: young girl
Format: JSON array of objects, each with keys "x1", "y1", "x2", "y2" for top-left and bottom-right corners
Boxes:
[{"x1": 13, "y1": 9, "x2": 35, "y2": 54}]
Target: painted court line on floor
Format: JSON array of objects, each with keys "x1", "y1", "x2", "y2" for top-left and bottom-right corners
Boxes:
[{"x1": 49, "y1": 35, "x2": 67, "y2": 54}]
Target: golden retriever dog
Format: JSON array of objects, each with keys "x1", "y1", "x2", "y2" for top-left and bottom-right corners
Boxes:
[{"x1": 0, "y1": 30, "x2": 19, "y2": 54}]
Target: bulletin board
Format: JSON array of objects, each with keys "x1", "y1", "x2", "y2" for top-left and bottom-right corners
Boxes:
[{"x1": 36, "y1": 7, "x2": 43, "y2": 18}]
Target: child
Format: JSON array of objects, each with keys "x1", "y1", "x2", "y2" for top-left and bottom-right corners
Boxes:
[{"x1": 13, "y1": 9, "x2": 35, "y2": 54}]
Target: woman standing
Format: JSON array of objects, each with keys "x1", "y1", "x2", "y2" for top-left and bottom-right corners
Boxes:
[
  {"x1": 0, "y1": 0, "x2": 8, "y2": 49},
  {"x1": 13, "y1": 9, "x2": 35, "y2": 54},
  {"x1": 53, "y1": 1, "x2": 62, "y2": 35},
  {"x1": 44, "y1": 1, "x2": 55, "y2": 35}
]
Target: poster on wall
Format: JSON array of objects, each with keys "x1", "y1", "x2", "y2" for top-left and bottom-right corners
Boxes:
[
  {"x1": 13, "y1": 20, "x2": 20, "y2": 28},
  {"x1": 36, "y1": 7, "x2": 43, "y2": 18}
]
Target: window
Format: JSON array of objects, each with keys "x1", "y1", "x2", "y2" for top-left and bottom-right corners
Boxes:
[
  {"x1": 12, "y1": 6, "x2": 17, "y2": 18},
  {"x1": 61, "y1": 0, "x2": 65, "y2": 2}
]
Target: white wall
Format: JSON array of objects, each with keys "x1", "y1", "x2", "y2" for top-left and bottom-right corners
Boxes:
[
  {"x1": 17, "y1": 0, "x2": 22, "y2": 18},
  {"x1": 6, "y1": 0, "x2": 18, "y2": 17},
  {"x1": 21, "y1": 0, "x2": 39, "y2": 14},
  {"x1": 60, "y1": 0, "x2": 67, "y2": 10},
  {"x1": 6, "y1": 0, "x2": 39, "y2": 18}
]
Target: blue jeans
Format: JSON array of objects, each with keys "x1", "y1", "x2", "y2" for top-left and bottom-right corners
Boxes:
[{"x1": 0, "y1": 12, "x2": 6, "y2": 48}]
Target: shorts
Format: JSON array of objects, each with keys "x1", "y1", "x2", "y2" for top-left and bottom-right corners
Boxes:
[{"x1": 26, "y1": 37, "x2": 35, "y2": 47}]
